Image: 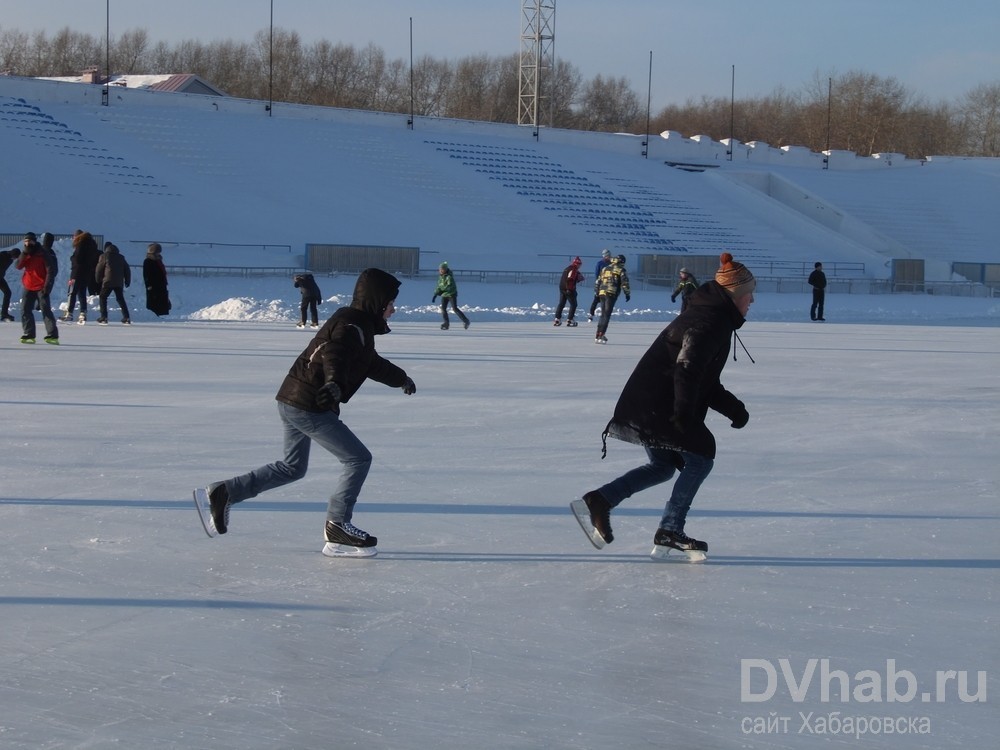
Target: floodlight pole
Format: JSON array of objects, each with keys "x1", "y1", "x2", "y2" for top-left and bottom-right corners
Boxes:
[
  {"x1": 267, "y1": 0, "x2": 274, "y2": 115},
  {"x1": 642, "y1": 51, "x2": 652, "y2": 159},
  {"x1": 824, "y1": 76, "x2": 832, "y2": 169},
  {"x1": 728, "y1": 64, "x2": 735, "y2": 161},
  {"x1": 407, "y1": 17, "x2": 414, "y2": 129},
  {"x1": 102, "y1": 0, "x2": 109, "y2": 106}
]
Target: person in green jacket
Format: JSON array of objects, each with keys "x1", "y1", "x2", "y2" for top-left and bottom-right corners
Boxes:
[{"x1": 432, "y1": 262, "x2": 470, "y2": 330}]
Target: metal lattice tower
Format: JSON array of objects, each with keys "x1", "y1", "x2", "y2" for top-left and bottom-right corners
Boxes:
[{"x1": 518, "y1": 0, "x2": 556, "y2": 128}]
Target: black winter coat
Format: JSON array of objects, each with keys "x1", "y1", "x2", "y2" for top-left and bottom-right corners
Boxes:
[
  {"x1": 603, "y1": 281, "x2": 749, "y2": 459},
  {"x1": 143, "y1": 254, "x2": 171, "y2": 316},
  {"x1": 275, "y1": 268, "x2": 408, "y2": 414},
  {"x1": 70, "y1": 233, "x2": 101, "y2": 294},
  {"x1": 294, "y1": 273, "x2": 322, "y2": 301}
]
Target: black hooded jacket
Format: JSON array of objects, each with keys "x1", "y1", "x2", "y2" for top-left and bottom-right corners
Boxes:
[
  {"x1": 275, "y1": 268, "x2": 408, "y2": 413},
  {"x1": 603, "y1": 280, "x2": 748, "y2": 459}
]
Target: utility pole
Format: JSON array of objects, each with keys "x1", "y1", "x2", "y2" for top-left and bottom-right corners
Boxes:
[{"x1": 518, "y1": 0, "x2": 556, "y2": 136}]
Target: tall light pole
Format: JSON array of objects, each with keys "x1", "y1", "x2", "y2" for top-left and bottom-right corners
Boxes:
[
  {"x1": 268, "y1": 0, "x2": 274, "y2": 115},
  {"x1": 102, "y1": 0, "x2": 110, "y2": 106},
  {"x1": 642, "y1": 51, "x2": 652, "y2": 159}
]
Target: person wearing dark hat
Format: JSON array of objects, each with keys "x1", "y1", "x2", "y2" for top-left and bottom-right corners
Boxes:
[
  {"x1": 553, "y1": 256, "x2": 584, "y2": 327},
  {"x1": 16, "y1": 232, "x2": 59, "y2": 344},
  {"x1": 0, "y1": 247, "x2": 21, "y2": 322},
  {"x1": 143, "y1": 243, "x2": 172, "y2": 317},
  {"x1": 572, "y1": 252, "x2": 755, "y2": 561},
  {"x1": 432, "y1": 261, "x2": 470, "y2": 330},
  {"x1": 593, "y1": 254, "x2": 630, "y2": 344},
  {"x1": 587, "y1": 249, "x2": 613, "y2": 322},
  {"x1": 94, "y1": 243, "x2": 132, "y2": 325},
  {"x1": 808, "y1": 261, "x2": 827, "y2": 321},
  {"x1": 671, "y1": 267, "x2": 699, "y2": 313},
  {"x1": 196, "y1": 268, "x2": 417, "y2": 558}
]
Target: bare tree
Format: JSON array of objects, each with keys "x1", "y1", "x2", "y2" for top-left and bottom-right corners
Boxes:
[
  {"x1": 959, "y1": 82, "x2": 1000, "y2": 156},
  {"x1": 575, "y1": 74, "x2": 643, "y2": 132}
]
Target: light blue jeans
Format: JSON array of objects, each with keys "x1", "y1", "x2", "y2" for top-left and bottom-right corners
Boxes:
[
  {"x1": 224, "y1": 402, "x2": 372, "y2": 524},
  {"x1": 596, "y1": 446, "x2": 714, "y2": 533}
]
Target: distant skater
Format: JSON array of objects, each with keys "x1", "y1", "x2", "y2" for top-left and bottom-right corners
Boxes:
[
  {"x1": 671, "y1": 267, "x2": 699, "y2": 313},
  {"x1": 553, "y1": 256, "x2": 584, "y2": 327},
  {"x1": 95, "y1": 243, "x2": 132, "y2": 325},
  {"x1": 0, "y1": 247, "x2": 21, "y2": 321},
  {"x1": 294, "y1": 272, "x2": 322, "y2": 328},
  {"x1": 588, "y1": 249, "x2": 612, "y2": 322},
  {"x1": 808, "y1": 262, "x2": 827, "y2": 321},
  {"x1": 143, "y1": 243, "x2": 172, "y2": 317},
  {"x1": 432, "y1": 262, "x2": 470, "y2": 330},
  {"x1": 16, "y1": 232, "x2": 59, "y2": 344},
  {"x1": 593, "y1": 254, "x2": 630, "y2": 344}
]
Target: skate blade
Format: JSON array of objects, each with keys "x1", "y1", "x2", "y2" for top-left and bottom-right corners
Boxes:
[
  {"x1": 192, "y1": 488, "x2": 217, "y2": 538},
  {"x1": 569, "y1": 499, "x2": 606, "y2": 550},
  {"x1": 322, "y1": 543, "x2": 378, "y2": 558},
  {"x1": 650, "y1": 544, "x2": 707, "y2": 563}
]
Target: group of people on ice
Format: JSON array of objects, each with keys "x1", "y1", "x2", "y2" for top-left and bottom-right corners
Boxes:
[
  {"x1": 2, "y1": 230, "x2": 172, "y2": 343},
  {"x1": 197, "y1": 251, "x2": 758, "y2": 565},
  {"x1": 552, "y1": 248, "x2": 702, "y2": 344}
]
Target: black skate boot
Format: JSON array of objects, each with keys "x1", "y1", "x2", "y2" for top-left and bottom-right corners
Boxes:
[
  {"x1": 651, "y1": 528, "x2": 708, "y2": 562},
  {"x1": 208, "y1": 482, "x2": 232, "y2": 535},
  {"x1": 324, "y1": 520, "x2": 378, "y2": 557},
  {"x1": 570, "y1": 491, "x2": 614, "y2": 549}
]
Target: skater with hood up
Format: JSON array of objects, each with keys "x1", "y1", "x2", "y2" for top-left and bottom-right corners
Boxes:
[
  {"x1": 63, "y1": 229, "x2": 101, "y2": 323},
  {"x1": 294, "y1": 272, "x2": 322, "y2": 328},
  {"x1": 572, "y1": 252, "x2": 755, "y2": 561},
  {"x1": 197, "y1": 268, "x2": 417, "y2": 558},
  {"x1": 95, "y1": 243, "x2": 132, "y2": 324},
  {"x1": 143, "y1": 243, "x2": 171, "y2": 317},
  {"x1": 432, "y1": 261, "x2": 470, "y2": 330}
]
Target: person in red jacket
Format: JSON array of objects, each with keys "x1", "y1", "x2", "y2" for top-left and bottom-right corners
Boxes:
[
  {"x1": 553, "y1": 256, "x2": 584, "y2": 327},
  {"x1": 196, "y1": 268, "x2": 416, "y2": 558},
  {"x1": 15, "y1": 232, "x2": 59, "y2": 344}
]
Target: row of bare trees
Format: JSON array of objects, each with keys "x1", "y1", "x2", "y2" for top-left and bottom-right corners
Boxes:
[{"x1": 2, "y1": 26, "x2": 998, "y2": 158}]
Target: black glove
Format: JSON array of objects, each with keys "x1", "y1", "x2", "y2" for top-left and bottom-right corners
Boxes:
[
  {"x1": 432, "y1": 294, "x2": 438, "y2": 303},
  {"x1": 315, "y1": 381, "x2": 342, "y2": 410},
  {"x1": 731, "y1": 407, "x2": 750, "y2": 429},
  {"x1": 670, "y1": 294, "x2": 677, "y2": 303},
  {"x1": 625, "y1": 294, "x2": 631, "y2": 302},
  {"x1": 402, "y1": 377, "x2": 416, "y2": 395}
]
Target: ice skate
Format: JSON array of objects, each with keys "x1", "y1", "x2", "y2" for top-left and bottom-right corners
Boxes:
[
  {"x1": 650, "y1": 528, "x2": 708, "y2": 562},
  {"x1": 323, "y1": 520, "x2": 378, "y2": 558},
  {"x1": 570, "y1": 491, "x2": 614, "y2": 549}
]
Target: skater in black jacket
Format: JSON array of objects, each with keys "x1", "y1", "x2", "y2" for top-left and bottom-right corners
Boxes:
[
  {"x1": 0, "y1": 247, "x2": 21, "y2": 321},
  {"x1": 808, "y1": 262, "x2": 827, "y2": 321},
  {"x1": 198, "y1": 268, "x2": 416, "y2": 558},
  {"x1": 573, "y1": 252, "x2": 755, "y2": 560},
  {"x1": 294, "y1": 273, "x2": 323, "y2": 328}
]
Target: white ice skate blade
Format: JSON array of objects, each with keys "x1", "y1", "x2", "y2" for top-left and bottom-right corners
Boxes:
[
  {"x1": 569, "y1": 499, "x2": 607, "y2": 550},
  {"x1": 322, "y1": 543, "x2": 378, "y2": 558},
  {"x1": 192, "y1": 488, "x2": 217, "y2": 538},
  {"x1": 650, "y1": 545, "x2": 706, "y2": 563}
]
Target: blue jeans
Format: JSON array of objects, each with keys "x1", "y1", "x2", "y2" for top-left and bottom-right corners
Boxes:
[
  {"x1": 225, "y1": 402, "x2": 372, "y2": 524},
  {"x1": 596, "y1": 446, "x2": 714, "y2": 533}
]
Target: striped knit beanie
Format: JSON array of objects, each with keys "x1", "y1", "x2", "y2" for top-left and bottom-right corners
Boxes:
[{"x1": 715, "y1": 252, "x2": 756, "y2": 298}]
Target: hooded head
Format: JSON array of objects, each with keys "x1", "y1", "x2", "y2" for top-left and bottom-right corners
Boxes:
[
  {"x1": 350, "y1": 268, "x2": 401, "y2": 330},
  {"x1": 715, "y1": 252, "x2": 756, "y2": 299},
  {"x1": 571, "y1": 256, "x2": 582, "y2": 267},
  {"x1": 41, "y1": 232, "x2": 54, "y2": 249},
  {"x1": 147, "y1": 242, "x2": 162, "y2": 256}
]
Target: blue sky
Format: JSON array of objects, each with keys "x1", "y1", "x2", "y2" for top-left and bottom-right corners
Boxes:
[{"x1": 4, "y1": 0, "x2": 999, "y2": 108}]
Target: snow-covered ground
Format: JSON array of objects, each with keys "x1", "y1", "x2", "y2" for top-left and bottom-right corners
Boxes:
[{"x1": 2, "y1": 272, "x2": 997, "y2": 748}]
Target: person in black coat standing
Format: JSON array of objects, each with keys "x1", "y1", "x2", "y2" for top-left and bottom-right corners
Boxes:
[
  {"x1": 553, "y1": 256, "x2": 584, "y2": 327},
  {"x1": 63, "y1": 230, "x2": 101, "y2": 323},
  {"x1": 198, "y1": 268, "x2": 416, "y2": 558},
  {"x1": 294, "y1": 272, "x2": 323, "y2": 328},
  {"x1": 95, "y1": 243, "x2": 132, "y2": 324},
  {"x1": 808, "y1": 261, "x2": 827, "y2": 321},
  {"x1": 572, "y1": 252, "x2": 755, "y2": 559},
  {"x1": 143, "y1": 243, "x2": 171, "y2": 317}
]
